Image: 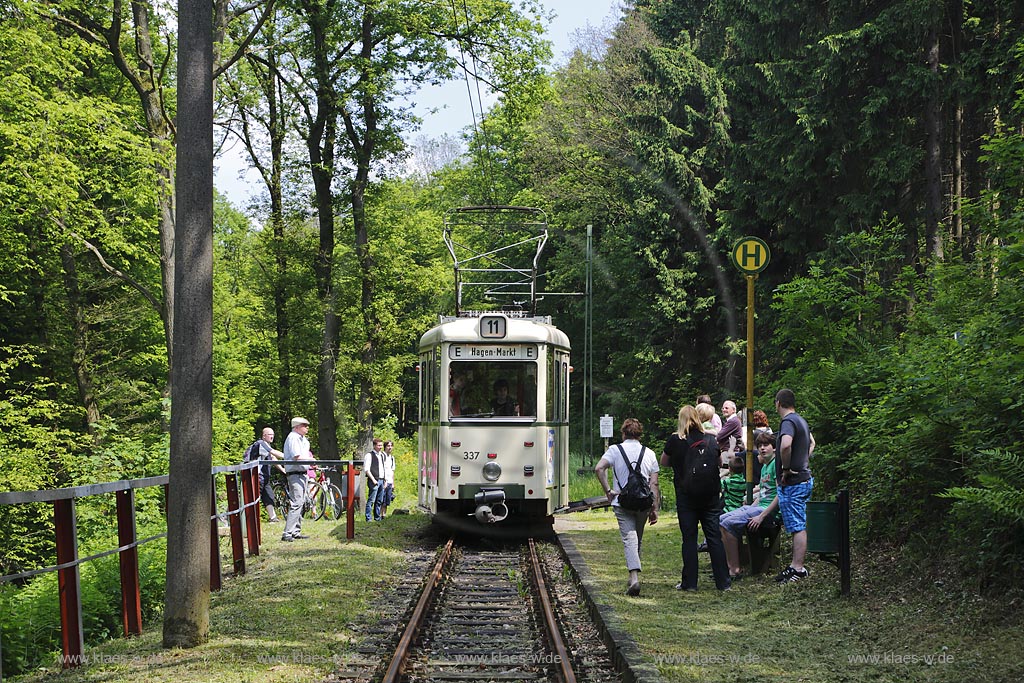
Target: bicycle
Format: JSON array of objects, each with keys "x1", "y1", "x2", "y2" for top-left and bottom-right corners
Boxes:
[
  {"x1": 272, "y1": 466, "x2": 343, "y2": 521},
  {"x1": 270, "y1": 468, "x2": 321, "y2": 521},
  {"x1": 310, "y1": 465, "x2": 345, "y2": 521}
]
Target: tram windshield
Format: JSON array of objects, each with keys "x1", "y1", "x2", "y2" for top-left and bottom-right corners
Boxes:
[{"x1": 449, "y1": 361, "x2": 537, "y2": 419}]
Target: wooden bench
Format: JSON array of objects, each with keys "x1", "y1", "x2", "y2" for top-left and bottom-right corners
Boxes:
[{"x1": 738, "y1": 518, "x2": 782, "y2": 575}]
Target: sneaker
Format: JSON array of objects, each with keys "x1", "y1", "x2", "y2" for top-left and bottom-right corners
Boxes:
[
  {"x1": 674, "y1": 582, "x2": 698, "y2": 592},
  {"x1": 268, "y1": 517, "x2": 281, "y2": 523},
  {"x1": 280, "y1": 534, "x2": 294, "y2": 542},
  {"x1": 697, "y1": 541, "x2": 708, "y2": 553},
  {"x1": 775, "y1": 566, "x2": 810, "y2": 583},
  {"x1": 292, "y1": 533, "x2": 310, "y2": 540},
  {"x1": 626, "y1": 581, "x2": 641, "y2": 597}
]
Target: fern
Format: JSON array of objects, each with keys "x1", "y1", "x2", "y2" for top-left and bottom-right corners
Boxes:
[{"x1": 941, "y1": 450, "x2": 1024, "y2": 526}]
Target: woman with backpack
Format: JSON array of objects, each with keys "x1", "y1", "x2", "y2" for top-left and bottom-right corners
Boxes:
[
  {"x1": 595, "y1": 418, "x2": 661, "y2": 597},
  {"x1": 661, "y1": 405, "x2": 732, "y2": 592}
]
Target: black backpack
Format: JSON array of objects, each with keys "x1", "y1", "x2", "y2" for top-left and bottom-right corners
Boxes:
[
  {"x1": 681, "y1": 434, "x2": 720, "y2": 497},
  {"x1": 243, "y1": 440, "x2": 261, "y2": 464},
  {"x1": 614, "y1": 444, "x2": 654, "y2": 511}
]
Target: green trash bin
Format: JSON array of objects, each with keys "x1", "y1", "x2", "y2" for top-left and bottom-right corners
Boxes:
[{"x1": 805, "y1": 501, "x2": 840, "y2": 554}]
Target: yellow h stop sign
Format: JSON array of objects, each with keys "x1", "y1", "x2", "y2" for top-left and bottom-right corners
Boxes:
[{"x1": 731, "y1": 237, "x2": 771, "y2": 274}]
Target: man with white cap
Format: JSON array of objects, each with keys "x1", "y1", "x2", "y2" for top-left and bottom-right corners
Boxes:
[{"x1": 282, "y1": 417, "x2": 312, "y2": 541}]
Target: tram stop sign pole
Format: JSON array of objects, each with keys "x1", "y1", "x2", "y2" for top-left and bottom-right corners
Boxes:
[{"x1": 730, "y1": 237, "x2": 770, "y2": 505}]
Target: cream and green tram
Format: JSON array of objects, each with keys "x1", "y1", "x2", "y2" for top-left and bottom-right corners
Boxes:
[{"x1": 417, "y1": 313, "x2": 570, "y2": 526}]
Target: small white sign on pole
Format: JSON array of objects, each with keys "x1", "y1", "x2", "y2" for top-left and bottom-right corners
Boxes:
[{"x1": 599, "y1": 415, "x2": 614, "y2": 439}]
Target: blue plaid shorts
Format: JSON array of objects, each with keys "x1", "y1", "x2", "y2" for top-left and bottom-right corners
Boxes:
[{"x1": 778, "y1": 478, "x2": 814, "y2": 533}]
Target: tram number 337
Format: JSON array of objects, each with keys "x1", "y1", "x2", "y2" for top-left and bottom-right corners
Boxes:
[{"x1": 464, "y1": 451, "x2": 481, "y2": 460}]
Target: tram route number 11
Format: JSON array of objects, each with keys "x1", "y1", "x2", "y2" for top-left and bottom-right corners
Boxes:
[{"x1": 480, "y1": 316, "x2": 507, "y2": 339}]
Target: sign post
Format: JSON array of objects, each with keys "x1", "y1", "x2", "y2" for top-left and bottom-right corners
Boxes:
[
  {"x1": 730, "y1": 237, "x2": 770, "y2": 504},
  {"x1": 599, "y1": 415, "x2": 614, "y2": 462}
]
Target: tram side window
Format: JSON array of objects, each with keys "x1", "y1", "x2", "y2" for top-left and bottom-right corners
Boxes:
[
  {"x1": 419, "y1": 354, "x2": 426, "y2": 422},
  {"x1": 431, "y1": 347, "x2": 441, "y2": 421},
  {"x1": 546, "y1": 357, "x2": 554, "y2": 421},
  {"x1": 545, "y1": 353, "x2": 569, "y2": 422},
  {"x1": 419, "y1": 351, "x2": 433, "y2": 422},
  {"x1": 449, "y1": 360, "x2": 537, "y2": 419},
  {"x1": 562, "y1": 359, "x2": 569, "y2": 421}
]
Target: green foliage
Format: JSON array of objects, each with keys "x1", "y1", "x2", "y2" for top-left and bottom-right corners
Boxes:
[
  {"x1": 769, "y1": 245, "x2": 1024, "y2": 574},
  {"x1": 941, "y1": 450, "x2": 1024, "y2": 587},
  {"x1": 943, "y1": 450, "x2": 1024, "y2": 525},
  {"x1": 0, "y1": 537, "x2": 167, "y2": 675}
]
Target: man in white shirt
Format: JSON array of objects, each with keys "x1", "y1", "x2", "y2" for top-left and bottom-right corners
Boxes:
[
  {"x1": 363, "y1": 438, "x2": 387, "y2": 521},
  {"x1": 281, "y1": 417, "x2": 312, "y2": 541},
  {"x1": 380, "y1": 440, "x2": 397, "y2": 515}
]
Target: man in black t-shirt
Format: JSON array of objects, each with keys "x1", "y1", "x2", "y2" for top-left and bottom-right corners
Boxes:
[{"x1": 247, "y1": 427, "x2": 285, "y2": 522}]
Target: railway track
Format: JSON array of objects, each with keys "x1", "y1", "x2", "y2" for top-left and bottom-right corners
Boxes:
[{"x1": 333, "y1": 537, "x2": 618, "y2": 683}]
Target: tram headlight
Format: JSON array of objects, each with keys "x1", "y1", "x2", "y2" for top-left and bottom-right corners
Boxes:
[{"x1": 482, "y1": 462, "x2": 502, "y2": 482}]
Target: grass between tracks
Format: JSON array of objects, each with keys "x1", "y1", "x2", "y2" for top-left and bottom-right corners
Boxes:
[{"x1": 559, "y1": 508, "x2": 1024, "y2": 683}]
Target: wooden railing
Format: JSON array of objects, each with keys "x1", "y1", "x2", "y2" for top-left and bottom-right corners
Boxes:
[{"x1": 0, "y1": 459, "x2": 362, "y2": 677}]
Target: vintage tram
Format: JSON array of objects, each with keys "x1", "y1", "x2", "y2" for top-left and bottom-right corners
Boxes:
[{"x1": 416, "y1": 312, "x2": 570, "y2": 526}]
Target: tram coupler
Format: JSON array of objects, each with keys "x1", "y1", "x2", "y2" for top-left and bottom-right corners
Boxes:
[{"x1": 473, "y1": 489, "x2": 508, "y2": 523}]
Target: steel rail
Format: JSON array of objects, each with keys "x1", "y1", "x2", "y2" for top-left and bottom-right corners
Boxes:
[
  {"x1": 380, "y1": 538, "x2": 455, "y2": 683},
  {"x1": 528, "y1": 538, "x2": 578, "y2": 683}
]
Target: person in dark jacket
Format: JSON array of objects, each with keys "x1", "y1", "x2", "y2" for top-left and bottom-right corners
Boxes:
[{"x1": 661, "y1": 405, "x2": 731, "y2": 592}]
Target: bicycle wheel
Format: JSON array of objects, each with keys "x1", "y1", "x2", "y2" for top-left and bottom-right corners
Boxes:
[
  {"x1": 272, "y1": 481, "x2": 289, "y2": 517},
  {"x1": 304, "y1": 482, "x2": 327, "y2": 521},
  {"x1": 323, "y1": 484, "x2": 344, "y2": 520}
]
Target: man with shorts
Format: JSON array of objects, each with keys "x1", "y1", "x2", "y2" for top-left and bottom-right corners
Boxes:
[{"x1": 774, "y1": 388, "x2": 815, "y2": 582}]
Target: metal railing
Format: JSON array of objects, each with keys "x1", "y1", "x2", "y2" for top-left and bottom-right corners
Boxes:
[{"x1": 0, "y1": 459, "x2": 364, "y2": 676}]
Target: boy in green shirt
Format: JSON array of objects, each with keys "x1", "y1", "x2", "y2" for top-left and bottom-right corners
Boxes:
[
  {"x1": 717, "y1": 432, "x2": 781, "y2": 580},
  {"x1": 721, "y1": 456, "x2": 747, "y2": 512}
]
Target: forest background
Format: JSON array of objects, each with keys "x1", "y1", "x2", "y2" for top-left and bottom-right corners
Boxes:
[{"x1": 1, "y1": 0, "x2": 1024, "y2": 674}]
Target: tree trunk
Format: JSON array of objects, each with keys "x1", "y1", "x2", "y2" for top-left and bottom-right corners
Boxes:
[
  {"x1": 59, "y1": 243, "x2": 101, "y2": 435},
  {"x1": 126, "y1": 0, "x2": 177, "y2": 372},
  {"x1": 55, "y1": 2, "x2": 177, "y2": 376},
  {"x1": 301, "y1": 0, "x2": 341, "y2": 460},
  {"x1": 924, "y1": 27, "x2": 944, "y2": 262},
  {"x1": 351, "y1": 9, "x2": 379, "y2": 456},
  {"x1": 950, "y1": 0, "x2": 964, "y2": 256},
  {"x1": 353, "y1": 174, "x2": 375, "y2": 455},
  {"x1": 236, "y1": 38, "x2": 292, "y2": 436},
  {"x1": 267, "y1": 48, "x2": 291, "y2": 433},
  {"x1": 163, "y1": 0, "x2": 212, "y2": 649},
  {"x1": 312, "y1": 145, "x2": 341, "y2": 459}
]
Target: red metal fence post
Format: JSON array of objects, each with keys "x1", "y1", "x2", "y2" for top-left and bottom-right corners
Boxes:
[
  {"x1": 241, "y1": 465, "x2": 260, "y2": 554},
  {"x1": 54, "y1": 498, "x2": 84, "y2": 668},
  {"x1": 225, "y1": 474, "x2": 245, "y2": 575},
  {"x1": 253, "y1": 466, "x2": 263, "y2": 547},
  {"x1": 346, "y1": 461, "x2": 356, "y2": 540},
  {"x1": 115, "y1": 488, "x2": 143, "y2": 636},
  {"x1": 209, "y1": 477, "x2": 222, "y2": 591}
]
